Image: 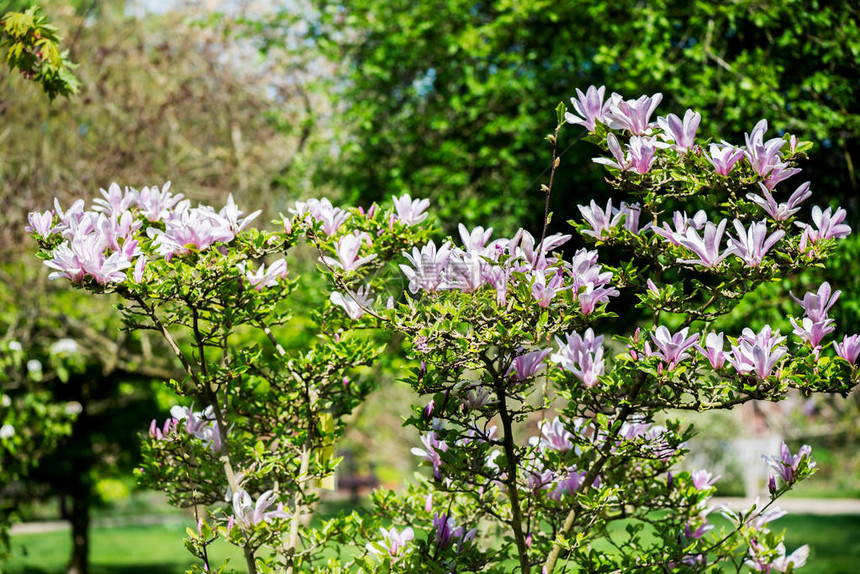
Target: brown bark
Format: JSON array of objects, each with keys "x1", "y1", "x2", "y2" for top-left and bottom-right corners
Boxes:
[{"x1": 67, "y1": 477, "x2": 91, "y2": 574}]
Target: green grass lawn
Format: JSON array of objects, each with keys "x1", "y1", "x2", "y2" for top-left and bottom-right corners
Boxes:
[
  {"x1": 776, "y1": 514, "x2": 860, "y2": 574},
  {"x1": 5, "y1": 520, "x2": 245, "y2": 574},
  {"x1": 4, "y1": 513, "x2": 860, "y2": 573}
]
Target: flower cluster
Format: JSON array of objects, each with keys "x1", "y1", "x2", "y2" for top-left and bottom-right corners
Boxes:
[
  {"x1": 432, "y1": 512, "x2": 476, "y2": 551},
  {"x1": 29, "y1": 183, "x2": 261, "y2": 285},
  {"x1": 551, "y1": 329, "x2": 605, "y2": 388},
  {"x1": 230, "y1": 489, "x2": 289, "y2": 530},
  {"x1": 765, "y1": 442, "x2": 816, "y2": 487},
  {"x1": 399, "y1": 226, "x2": 617, "y2": 313},
  {"x1": 570, "y1": 85, "x2": 851, "y2": 277},
  {"x1": 790, "y1": 282, "x2": 840, "y2": 354},
  {"x1": 169, "y1": 404, "x2": 224, "y2": 454}
]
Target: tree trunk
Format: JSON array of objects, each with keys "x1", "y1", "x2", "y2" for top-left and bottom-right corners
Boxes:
[{"x1": 67, "y1": 478, "x2": 91, "y2": 574}]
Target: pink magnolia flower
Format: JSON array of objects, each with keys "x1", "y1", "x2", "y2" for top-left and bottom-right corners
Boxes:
[
  {"x1": 54, "y1": 198, "x2": 86, "y2": 231},
  {"x1": 482, "y1": 265, "x2": 512, "y2": 305},
  {"x1": 799, "y1": 205, "x2": 851, "y2": 245},
  {"x1": 746, "y1": 539, "x2": 809, "y2": 573},
  {"x1": 532, "y1": 417, "x2": 575, "y2": 452},
  {"x1": 59, "y1": 210, "x2": 99, "y2": 241},
  {"x1": 445, "y1": 251, "x2": 484, "y2": 293},
  {"x1": 243, "y1": 259, "x2": 288, "y2": 291},
  {"x1": 43, "y1": 243, "x2": 88, "y2": 283},
  {"x1": 565, "y1": 85, "x2": 610, "y2": 132},
  {"x1": 578, "y1": 199, "x2": 624, "y2": 240},
  {"x1": 696, "y1": 332, "x2": 726, "y2": 369},
  {"x1": 577, "y1": 284, "x2": 619, "y2": 315},
  {"x1": 790, "y1": 282, "x2": 841, "y2": 322},
  {"x1": 170, "y1": 404, "x2": 223, "y2": 453},
  {"x1": 762, "y1": 163, "x2": 802, "y2": 190},
  {"x1": 691, "y1": 469, "x2": 720, "y2": 491},
  {"x1": 653, "y1": 210, "x2": 708, "y2": 246},
  {"x1": 411, "y1": 431, "x2": 448, "y2": 480},
  {"x1": 746, "y1": 182, "x2": 811, "y2": 221},
  {"x1": 462, "y1": 385, "x2": 494, "y2": 410},
  {"x1": 291, "y1": 198, "x2": 350, "y2": 236},
  {"x1": 548, "y1": 468, "x2": 587, "y2": 501},
  {"x1": 771, "y1": 544, "x2": 810, "y2": 572},
  {"x1": 745, "y1": 502, "x2": 787, "y2": 530},
  {"x1": 566, "y1": 247, "x2": 611, "y2": 289},
  {"x1": 726, "y1": 326, "x2": 787, "y2": 380},
  {"x1": 650, "y1": 326, "x2": 699, "y2": 369},
  {"x1": 727, "y1": 219, "x2": 785, "y2": 267},
  {"x1": 100, "y1": 211, "x2": 141, "y2": 253},
  {"x1": 789, "y1": 282, "x2": 839, "y2": 353},
  {"x1": 132, "y1": 256, "x2": 147, "y2": 283},
  {"x1": 392, "y1": 193, "x2": 430, "y2": 225},
  {"x1": 132, "y1": 182, "x2": 185, "y2": 222},
  {"x1": 616, "y1": 202, "x2": 646, "y2": 234},
  {"x1": 219, "y1": 195, "x2": 261, "y2": 235},
  {"x1": 330, "y1": 285, "x2": 373, "y2": 320},
  {"x1": 705, "y1": 143, "x2": 744, "y2": 176},
  {"x1": 765, "y1": 442, "x2": 815, "y2": 484},
  {"x1": 148, "y1": 417, "x2": 177, "y2": 440},
  {"x1": 834, "y1": 334, "x2": 860, "y2": 364},
  {"x1": 593, "y1": 134, "x2": 661, "y2": 174},
  {"x1": 627, "y1": 135, "x2": 660, "y2": 174},
  {"x1": 92, "y1": 183, "x2": 136, "y2": 217},
  {"x1": 44, "y1": 234, "x2": 132, "y2": 285},
  {"x1": 232, "y1": 489, "x2": 289, "y2": 528},
  {"x1": 323, "y1": 233, "x2": 377, "y2": 274},
  {"x1": 432, "y1": 513, "x2": 476, "y2": 551},
  {"x1": 684, "y1": 508, "x2": 715, "y2": 540},
  {"x1": 593, "y1": 132, "x2": 630, "y2": 171},
  {"x1": 606, "y1": 92, "x2": 663, "y2": 135},
  {"x1": 367, "y1": 526, "x2": 414, "y2": 559},
  {"x1": 657, "y1": 109, "x2": 701, "y2": 153},
  {"x1": 677, "y1": 219, "x2": 734, "y2": 268},
  {"x1": 507, "y1": 347, "x2": 552, "y2": 381},
  {"x1": 147, "y1": 206, "x2": 235, "y2": 259},
  {"x1": 507, "y1": 229, "x2": 571, "y2": 271},
  {"x1": 458, "y1": 223, "x2": 493, "y2": 252},
  {"x1": 790, "y1": 316, "x2": 834, "y2": 351},
  {"x1": 744, "y1": 119, "x2": 787, "y2": 178},
  {"x1": 400, "y1": 241, "x2": 452, "y2": 293},
  {"x1": 530, "y1": 269, "x2": 566, "y2": 307},
  {"x1": 551, "y1": 328, "x2": 605, "y2": 388},
  {"x1": 26, "y1": 210, "x2": 55, "y2": 236}
]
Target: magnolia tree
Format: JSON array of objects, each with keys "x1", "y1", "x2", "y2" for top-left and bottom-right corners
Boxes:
[{"x1": 29, "y1": 86, "x2": 858, "y2": 573}]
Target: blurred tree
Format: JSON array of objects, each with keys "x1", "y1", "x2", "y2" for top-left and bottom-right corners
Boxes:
[
  {"x1": 0, "y1": 265, "x2": 175, "y2": 574},
  {"x1": 243, "y1": 0, "x2": 858, "y2": 234},
  {"x1": 1, "y1": 1, "x2": 312, "y2": 572},
  {"x1": 1, "y1": 0, "x2": 304, "y2": 258}
]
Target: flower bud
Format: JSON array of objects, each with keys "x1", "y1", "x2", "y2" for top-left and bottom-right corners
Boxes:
[
  {"x1": 768, "y1": 474, "x2": 777, "y2": 495},
  {"x1": 425, "y1": 493, "x2": 433, "y2": 513}
]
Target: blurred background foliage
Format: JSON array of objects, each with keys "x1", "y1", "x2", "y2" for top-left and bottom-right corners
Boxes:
[
  {"x1": 238, "y1": 0, "x2": 859, "y2": 233},
  {"x1": 1, "y1": 0, "x2": 859, "y2": 572}
]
